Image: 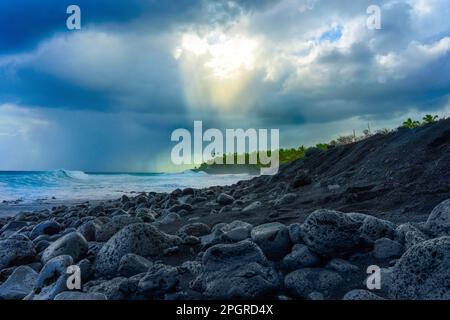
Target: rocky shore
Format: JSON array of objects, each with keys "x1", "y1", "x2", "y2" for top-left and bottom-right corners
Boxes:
[{"x1": 1, "y1": 120, "x2": 450, "y2": 300}]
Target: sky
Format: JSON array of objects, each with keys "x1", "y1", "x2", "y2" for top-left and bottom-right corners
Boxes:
[{"x1": 1, "y1": 0, "x2": 450, "y2": 172}]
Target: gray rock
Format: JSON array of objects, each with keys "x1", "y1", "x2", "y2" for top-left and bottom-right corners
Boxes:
[
  {"x1": 343, "y1": 289, "x2": 384, "y2": 300},
  {"x1": 390, "y1": 237, "x2": 450, "y2": 300},
  {"x1": 118, "y1": 254, "x2": 153, "y2": 277},
  {"x1": 425, "y1": 199, "x2": 450, "y2": 236},
  {"x1": 404, "y1": 230, "x2": 428, "y2": 249},
  {"x1": 95, "y1": 215, "x2": 141, "y2": 242},
  {"x1": 41, "y1": 232, "x2": 88, "y2": 264},
  {"x1": 285, "y1": 268, "x2": 343, "y2": 299},
  {"x1": 201, "y1": 221, "x2": 252, "y2": 247},
  {"x1": 242, "y1": 201, "x2": 262, "y2": 212},
  {"x1": 288, "y1": 223, "x2": 304, "y2": 244},
  {"x1": 135, "y1": 208, "x2": 156, "y2": 223},
  {"x1": 195, "y1": 240, "x2": 279, "y2": 299},
  {"x1": 326, "y1": 258, "x2": 359, "y2": 273},
  {"x1": 30, "y1": 255, "x2": 73, "y2": 300},
  {"x1": 0, "y1": 266, "x2": 38, "y2": 300},
  {"x1": 177, "y1": 223, "x2": 211, "y2": 238},
  {"x1": 283, "y1": 244, "x2": 320, "y2": 271},
  {"x1": 86, "y1": 277, "x2": 128, "y2": 300},
  {"x1": 373, "y1": 238, "x2": 404, "y2": 260},
  {"x1": 358, "y1": 215, "x2": 396, "y2": 241},
  {"x1": 30, "y1": 221, "x2": 61, "y2": 240},
  {"x1": 274, "y1": 193, "x2": 296, "y2": 206},
  {"x1": 95, "y1": 223, "x2": 181, "y2": 277},
  {"x1": 77, "y1": 221, "x2": 98, "y2": 242},
  {"x1": 54, "y1": 291, "x2": 107, "y2": 300},
  {"x1": 300, "y1": 209, "x2": 361, "y2": 257},
  {"x1": 307, "y1": 291, "x2": 324, "y2": 300},
  {"x1": 137, "y1": 263, "x2": 180, "y2": 298},
  {"x1": 217, "y1": 193, "x2": 235, "y2": 205},
  {"x1": 251, "y1": 222, "x2": 291, "y2": 260},
  {"x1": 0, "y1": 236, "x2": 36, "y2": 270}
]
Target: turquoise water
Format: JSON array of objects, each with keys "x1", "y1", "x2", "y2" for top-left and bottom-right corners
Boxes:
[{"x1": 0, "y1": 169, "x2": 252, "y2": 204}]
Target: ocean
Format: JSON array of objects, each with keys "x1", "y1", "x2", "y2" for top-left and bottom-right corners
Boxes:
[{"x1": 0, "y1": 170, "x2": 253, "y2": 216}]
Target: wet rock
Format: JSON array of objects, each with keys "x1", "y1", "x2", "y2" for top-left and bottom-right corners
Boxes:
[
  {"x1": 373, "y1": 238, "x2": 404, "y2": 260},
  {"x1": 137, "y1": 263, "x2": 180, "y2": 298},
  {"x1": 251, "y1": 222, "x2": 291, "y2": 260},
  {"x1": 195, "y1": 240, "x2": 279, "y2": 299},
  {"x1": 95, "y1": 223, "x2": 181, "y2": 277},
  {"x1": 217, "y1": 193, "x2": 235, "y2": 205},
  {"x1": 54, "y1": 291, "x2": 107, "y2": 300},
  {"x1": 118, "y1": 254, "x2": 153, "y2": 278},
  {"x1": 0, "y1": 236, "x2": 36, "y2": 270},
  {"x1": 343, "y1": 289, "x2": 384, "y2": 300},
  {"x1": 41, "y1": 232, "x2": 88, "y2": 264},
  {"x1": 300, "y1": 209, "x2": 361, "y2": 257},
  {"x1": 390, "y1": 237, "x2": 450, "y2": 300},
  {"x1": 283, "y1": 244, "x2": 320, "y2": 271},
  {"x1": 425, "y1": 199, "x2": 450, "y2": 236},
  {"x1": 0, "y1": 266, "x2": 38, "y2": 300},
  {"x1": 285, "y1": 268, "x2": 343, "y2": 299},
  {"x1": 30, "y1": 221, "x2": 61, "y2": 240}
]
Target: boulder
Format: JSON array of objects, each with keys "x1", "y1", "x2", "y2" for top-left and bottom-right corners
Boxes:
[
  {"x1": 137, "y1": 263, "x2": 180, "y2": 298},
  {"x1": 274, "y1": 193, "x2": 296, "y2": 206},
  {"x1": 251, "y1": 222, "x2": 291, "y2": 260},
  {"x1": 242, "y1": 201, "x2": 262, "y2": 212},
  {"x1": 326, "y1": 258, "x2": 359, "y2": 273},
  {"x1": 201, "y1": 221, "x2": 252, "y2": 248},
  {"x1": 177, "y1": 223, "x2": 211, "y2": 238},
  {"x1": 300, "y1": 209, "x2": 361, "y2": 257},
  {"x1": 118, "y1": 254, "x2": 153, "y2": 278},
  {"x1": 86, "y1": 277, "x2": 128, "y2": 300},
  {"x1": 0, "y1": 236, "x2": 36, "y2": 270},
  {"x1": 285, "y1": 268, "x2": 343, "y2": 299},
  {"x1": 217, "y1": 193, "x2": 234, "y2": 205},
  {"x1": 95, "y1": 223, "x2": 181, "y2": 277},
  {"x1": 95, "y1": 215, "x2": 141, "y2": 242},
  {"x1": 373, "y1": 238, "x2": 404, "y2": 260},
  {"x1": 41, "y1": 232, "x2": 88, "y2": 264},
  {"x1": 194, "y1": 240, "x2": 279, "y2": 299},
  {"x1": 288, "y1": 223, "x2": 304, "y2": 244},
  {"x1": 0, "y1": 266, "x2": 38, "y2": 300},
  {"x1": 358, "y1": 215, "x2": 396, "y2": 241},
  {"x1": 425, "y1": 199, "x2": 450, "y2": 236},
  {"x1": 30, "y1": 255, "x2": 73, "y2": 300},
  {"x1": 390, "y1": 237, "x2": 450, "y2": 300},
  {"x1": 30, "y1": 221, "x2": 61, "y2": 240},
  {"x1": 283, "y1": 244, "x2": 320, "y2": 271}
]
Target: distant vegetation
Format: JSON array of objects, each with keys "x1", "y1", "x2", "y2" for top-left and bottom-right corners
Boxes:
[{"x1": 195, "y1": 114, "x2": 444, "y2": 171}]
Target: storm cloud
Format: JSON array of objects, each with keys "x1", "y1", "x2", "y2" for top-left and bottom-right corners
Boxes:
[{"x1": 1, "y1": 0, "x2": 449, "y2": 171}]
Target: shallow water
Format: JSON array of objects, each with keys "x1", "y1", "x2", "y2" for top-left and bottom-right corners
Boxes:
[{"x1": 0, "y1": 169, "x2": 254, "y2": 216}]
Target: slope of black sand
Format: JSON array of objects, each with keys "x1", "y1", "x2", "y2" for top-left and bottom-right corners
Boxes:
[{"x1": 163, "y1": 118, "x2": 450, "y2": 234}]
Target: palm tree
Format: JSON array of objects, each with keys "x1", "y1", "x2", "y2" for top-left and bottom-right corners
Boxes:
[
  {"x1": 402, "y1": 118, "x2": 420, "y2": 129},
  {"x1": 422, "y1": 114, "x2": 438, "y2": 124}
]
